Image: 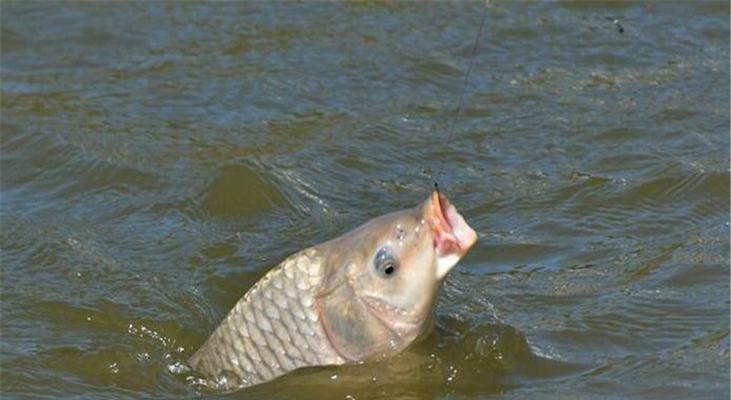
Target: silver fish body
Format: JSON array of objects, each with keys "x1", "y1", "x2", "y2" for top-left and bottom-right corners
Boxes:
[
  {"x1": 189, "y1": 190, "x2": 477, "y2": 391},
  {"x1": 188, "y1": 249, "x2": 344, "y2": 389}
]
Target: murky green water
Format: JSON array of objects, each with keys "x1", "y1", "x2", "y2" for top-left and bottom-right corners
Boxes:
[{"x1": 1, "y1": 1, "x2": 729, "y2": 399}]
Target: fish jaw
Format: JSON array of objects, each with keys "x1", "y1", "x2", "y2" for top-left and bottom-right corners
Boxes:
[{"x1": 425, "y1": 189, "x2": 478, "y2": 279}]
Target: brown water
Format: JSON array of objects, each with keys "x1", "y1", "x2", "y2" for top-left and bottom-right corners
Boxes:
[{"x1": 1, "y1": 1, "x2": 729, "y2": 399}]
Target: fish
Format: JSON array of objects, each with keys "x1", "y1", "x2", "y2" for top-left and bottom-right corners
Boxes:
[{"x1": 188, "y1": 189, "x2": 477, "y2": 390}]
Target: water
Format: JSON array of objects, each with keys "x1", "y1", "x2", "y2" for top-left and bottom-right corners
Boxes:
[{"x1": 1, "y1": 1, "x2": 729, "y2": 399}]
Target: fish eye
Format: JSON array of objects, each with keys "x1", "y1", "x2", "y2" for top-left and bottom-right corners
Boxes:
[{"x1": 374, "y1": 247, "x2": 398, "y2": 278}]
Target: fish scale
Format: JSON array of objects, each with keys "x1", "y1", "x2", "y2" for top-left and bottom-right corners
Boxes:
[{"x1": 188, "y1": 250, "x2": 345, "y2": 390}]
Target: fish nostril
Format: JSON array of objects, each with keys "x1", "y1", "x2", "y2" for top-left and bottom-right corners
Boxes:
[
  {"x1": 384, "y1": 266, "x2": 395, "y2": 275},
  {"x1": 396, "y1": 227, "x2": 405, "y2": 241}
]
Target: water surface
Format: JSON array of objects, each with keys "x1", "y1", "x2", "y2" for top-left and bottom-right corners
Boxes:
[{"x1": 1, "y1": 1, "x2": 729, "y2": 399}]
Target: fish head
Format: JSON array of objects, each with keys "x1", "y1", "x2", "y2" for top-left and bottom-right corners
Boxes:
[
  {"x1": 349, "y1": 189, "x2": 477, "y2": 325},
  {"x1": 319, "y1": 189, "x2": 477, "y2": 359}
]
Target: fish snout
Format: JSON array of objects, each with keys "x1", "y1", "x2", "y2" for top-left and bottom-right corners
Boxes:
[{"x1": 425, "y1": 189, "x2": 477, "y2": 262}]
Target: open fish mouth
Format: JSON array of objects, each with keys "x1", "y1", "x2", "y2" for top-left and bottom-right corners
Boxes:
[{"x1": 427, "y1": 189, "x2": 478, "y2": 258}]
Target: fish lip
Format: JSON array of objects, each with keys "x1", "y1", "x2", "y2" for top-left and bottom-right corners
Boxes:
[{"x1": 427, "y1": 190, "x2": 477, "y2": 256}]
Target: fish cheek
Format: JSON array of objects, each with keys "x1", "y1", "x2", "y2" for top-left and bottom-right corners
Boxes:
[
  {"x1": 391, "y1": 241, "x2": 439, "y2": 308},
  {"x1": 317, "y1": 277, "x2": 395, "y2": 362}
]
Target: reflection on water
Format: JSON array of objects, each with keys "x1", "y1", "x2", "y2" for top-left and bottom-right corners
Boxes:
[{"x1": 1, "y1": 1, "x2": 729, "y2": 399}]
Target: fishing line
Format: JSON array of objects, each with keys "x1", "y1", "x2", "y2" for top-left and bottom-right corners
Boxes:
[{"x1": 433, "y1": 0, "x2": 489, "y2": 188}]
